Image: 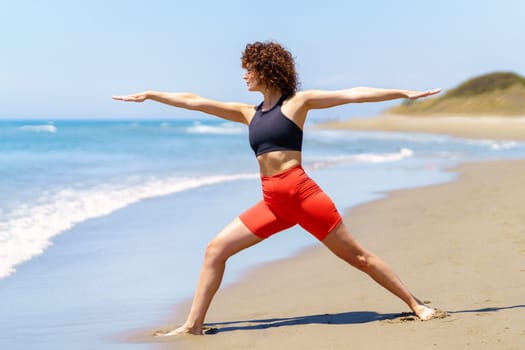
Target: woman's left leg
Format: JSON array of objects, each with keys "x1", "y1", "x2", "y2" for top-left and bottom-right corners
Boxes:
[{"x1": 321, "y1": 222, "x2": 436, "y2": 320}]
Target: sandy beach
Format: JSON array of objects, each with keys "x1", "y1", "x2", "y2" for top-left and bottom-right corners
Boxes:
[
  {"x1": 318, "y1": 115, "x2": 525, "y2": 141},
  {"x1": 131, "y1": 157, "x2": 525, "y2": 349}
]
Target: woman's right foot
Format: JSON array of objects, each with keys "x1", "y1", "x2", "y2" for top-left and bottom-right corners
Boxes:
[{"x1": 153, "y1": 325, "x2": 202, "y2": 337}]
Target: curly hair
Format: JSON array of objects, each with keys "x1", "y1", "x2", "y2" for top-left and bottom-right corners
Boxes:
[{"x1": 241, "y1": 41, "x2": 299, "y2": 97}]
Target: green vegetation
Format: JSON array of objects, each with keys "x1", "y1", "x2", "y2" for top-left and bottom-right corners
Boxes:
[{"x1": 387, "y1": 72, "x2": 525, "y2": 116}]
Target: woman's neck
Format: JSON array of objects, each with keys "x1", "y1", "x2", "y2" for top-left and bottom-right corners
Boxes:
[{"x1": 261, "y1": 90, "x2": 283, "y2": 111}]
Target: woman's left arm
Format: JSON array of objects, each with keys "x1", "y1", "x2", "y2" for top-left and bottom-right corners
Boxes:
[{"x1": 299, "y1": 87, "x2": 441, "y2": 110}]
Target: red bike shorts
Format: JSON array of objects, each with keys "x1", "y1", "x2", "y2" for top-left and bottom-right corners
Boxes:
[{"x1": 239, "y1": 165, "x2": 342, "y2": 241}]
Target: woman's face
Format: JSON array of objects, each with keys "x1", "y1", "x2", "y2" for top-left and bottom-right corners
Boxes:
[{"x1": 243, "y1": 67, "x2": 261, "y2": 92}]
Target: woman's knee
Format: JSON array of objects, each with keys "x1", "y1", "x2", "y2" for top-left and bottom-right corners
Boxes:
[
  {"x1": 203, "y1": 238, "x2": 230, "y2": 266},
  {"x1": 325, "y1": 237, "x2": 374, "y2": 271},
  {"x1": 324, "y1": 224, "x2": 371, "y2": 267},
  {"x1": 348, "y1": 252, "x2": 374, "y2": 271},
  {"x1": 329, "y1": 243, "x2": 371, "y2": 269}
]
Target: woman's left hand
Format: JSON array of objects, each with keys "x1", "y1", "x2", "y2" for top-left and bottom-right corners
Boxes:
[{"x1": 406, "y1": 88, "x2": 442, "y2": 100}]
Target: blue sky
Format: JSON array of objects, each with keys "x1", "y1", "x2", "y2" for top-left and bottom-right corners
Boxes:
[{"x1": 1, "y1": 0, "x2": 524, "y2": 120}]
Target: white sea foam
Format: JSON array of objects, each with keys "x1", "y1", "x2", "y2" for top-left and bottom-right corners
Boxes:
[
  {"x1": 18, "y1": 125, "x2": 57, "y2": 133},
  {"x1": 310, "y1": 129, "x2": 451, "y2": 144},
  {"x1": 353, "y1": 147, "x2": 414, "y2": 163},
  {"x1": 465, "y1": 139, "x2": 521, "y2": 150},
  {"x1": 186, "y1": 121, "x2": 245, "y2": 135},
  {"x1": 308, "y1": 148, "x2": 414, "y2": 170},
  {"x1": 489, "y1": 141, "x2": 518, "y2": 150},
  {"x1": 0, "y1": 173, "x2": 258, "y2": 279}
]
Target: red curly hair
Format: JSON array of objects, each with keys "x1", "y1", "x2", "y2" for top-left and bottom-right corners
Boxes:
[{"x1": 241, "y1": 41, "x2": 299, "y2": 97}]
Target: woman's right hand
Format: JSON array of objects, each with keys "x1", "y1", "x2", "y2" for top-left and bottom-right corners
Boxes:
[{"x1": 112, "y1": 92, "x2": 149, "y2": 102}]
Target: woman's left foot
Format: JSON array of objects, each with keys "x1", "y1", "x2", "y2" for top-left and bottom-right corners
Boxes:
[{"x1": 412, "y1": 304, "x2": 437, "y2": 320}]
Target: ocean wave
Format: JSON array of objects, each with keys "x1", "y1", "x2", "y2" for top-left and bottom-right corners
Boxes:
[
  {"x1": 308, "y1": 148, "x2": 414, "y2": 169},
  {"x1": 489, "y1": 141, "x2": 518, "y2": 150},
  {"x1": 185, "y1": 121, "x2": 245, "y2": 135},
  {"x1": 353, "y1": 147, "x2": 414, "y2": 162},
  {"x1": 0, "y1": 172, "x2": 258, "y2": 279},
  {"x1": 18, "y1": 125, "x2": 57, "y2": 133},
  {"x1": 309, "y1": 129, "x2": 451, "y2": 144},
  {"x1": 490, "y1": 141, "x2": 518, "y2": 151},
  {"x1": 465, "y1": 139, "x2": 522, "y2": 151}
]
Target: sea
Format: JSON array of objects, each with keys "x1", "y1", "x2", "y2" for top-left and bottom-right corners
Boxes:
[{"x1": 1, "y1": 118, "x2": 524, "y2": 349}]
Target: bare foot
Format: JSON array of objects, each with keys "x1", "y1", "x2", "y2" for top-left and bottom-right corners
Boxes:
[
  {"x1": 412, "y1": 304, "x2": 436, "y2": 321},
  {"x1": 153, "y1": 325, "x2": 202, "y2": 337}
]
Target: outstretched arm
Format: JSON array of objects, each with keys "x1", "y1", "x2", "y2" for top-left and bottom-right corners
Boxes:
[
  {"x1": 298, "y1": 87, "x2": 441, "y2": 110},
  {"x1": 112, "y1": 91, "x2": 254, "y2": 124}
]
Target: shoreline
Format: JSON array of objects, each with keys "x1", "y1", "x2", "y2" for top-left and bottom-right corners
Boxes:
[
  {"x1": 316, "y1": 115, "x2": 525, "y2": 141},
  {"x1": 132, "y1": 158, "x2": 525, "y2": 349}
]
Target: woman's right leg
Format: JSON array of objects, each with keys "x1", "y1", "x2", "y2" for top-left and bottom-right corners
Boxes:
[{"x1": 161, "y1": 217, "x2": 263, "y2": 336}]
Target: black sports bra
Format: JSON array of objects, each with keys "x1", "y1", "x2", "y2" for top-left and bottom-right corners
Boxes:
[{"x1": 248, "y1": 95, "x2": 303, "y2": 156}]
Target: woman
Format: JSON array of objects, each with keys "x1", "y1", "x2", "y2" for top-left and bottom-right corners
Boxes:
[{"x1": 113, "y1": 41, "x2": 441, "y2": 335}]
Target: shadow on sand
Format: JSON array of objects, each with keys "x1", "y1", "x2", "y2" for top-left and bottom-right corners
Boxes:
[
  {"x1": 204, "y1": 310, "x2": 404, "y2": 334},
  {"x1": 203, "y1": 304, "x2": 525, "y2": 334},
  {"x1": 449, "y1": 304, "x2": 525, "y2": 315}
]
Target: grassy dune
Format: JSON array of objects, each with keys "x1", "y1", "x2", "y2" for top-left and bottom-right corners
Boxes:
[{"x1": 387, "y1": 72, "x2": 525, "y2": 116}]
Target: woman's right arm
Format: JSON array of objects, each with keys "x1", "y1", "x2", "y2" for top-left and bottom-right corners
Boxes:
[{"x1": 112, "y1": 91, "x2": 253, "y2": 124}]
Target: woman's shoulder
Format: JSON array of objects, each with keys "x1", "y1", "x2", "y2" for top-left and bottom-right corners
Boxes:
[
  {"x1": 284, "y1": 90, "x2": 308, "y2": 104},
  {"x1": 285, "y1": 90, "x2": 329, "y2": 108},
  {"x1": 287, "y1": 89, "x2": 326, "y2": 102},
  {"x1": 281, "y1": 91, "x2": 314, "y2": 123}
]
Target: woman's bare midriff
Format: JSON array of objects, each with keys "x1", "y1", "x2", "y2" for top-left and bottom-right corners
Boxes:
[{"x1": 256, "y1": 150, "x2": 302, "y2": 176}]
